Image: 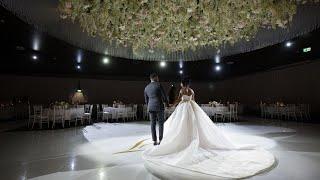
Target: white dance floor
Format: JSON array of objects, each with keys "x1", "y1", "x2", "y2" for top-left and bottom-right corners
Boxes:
[{"x1": 27, "y1": 121, "x2": 313, "y2": 180}]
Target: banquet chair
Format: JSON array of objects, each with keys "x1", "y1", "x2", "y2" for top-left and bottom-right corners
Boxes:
[
  {"x1": 234, "y1": 103, "x2": 239, "y2": 120},
  {"x1": 98, "y1": 104, "x2": 108, "y2": 121},
  {"x1": 102, "y1": 107, "x2": 112, "y2": 122},
  {"x1": 303, "y1": 104, "x2": 311, "y2": 120},
  {"x1": 306, "y1": 104, "x2": 311, "y2": 120},
  {"x1": 31, "y1": 105, "x2": 49, "y2": 129},
  {"x1": 297, "y1": 104, "x2": 311, "y2": 121},
  {"x1": 260, "y1": 103, "x2": 266, "y2": 118},
  {"x1": 265, "y1": 106, "x2": 277, "y2": 119},
  {"x1": 27, "y1": 105, "x2": 34, "y2": 128},
  {"x1": 214, "y1": 106, "x2": 226, "y2": 123},
  {"x1": 201, "y1": 106, "x2": 214, "y2": 119},
  {"x1": 143, "y1": 104, "x2": 149, "y2": 120},
  {"x1": 224, "y1": 104, "x2": 236, "y2": 122},
  {"x1": 278, "y1": 106, "x2": 288, "y2": 120},
  {"x1": 83, "y1": 104, "x2": 93, "y2": 124},
  {"x1": 96, "y1": 104, "x2": 102, "y2": 121},
  {"x1": 127, "y1": 105, "x2": 138, "y2": 121},
  {"x1": 73, "y1": 105, "x2": 84, "y2": 126},
  {"x1": 132, "y1": 104, "x2": 138, "y2": 120},
  {"x1": 52, "y1": 105, "x2": 65, "y2": 129},
  {"x1": 286, "y1": 105, "x2": 298, "y2": 122},
  {"x1": 116, "y1": 108, "x2": 128, "y2": 122}
]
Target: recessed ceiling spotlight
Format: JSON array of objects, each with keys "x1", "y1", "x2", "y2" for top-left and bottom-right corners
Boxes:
[
  {"x1": 215, "y1": 65, "x2": 221, "y2": 71},
  {"x1": 76, "y1": 50, "x2": 82, "y2": 63},
  {"x1": 32, "y1": 34, "x2": 40, "y2": 51},
  {"x1": 102, "y1": 57, "x2": 109, "y2": 64},
  {"x1": 285, "y1": 41, "x2": 292, "y2": 47},
  {"x1": 179, "y1": 61, "x2": 183, "y2": 69},
  {"x1": 32, "y1": 55, "x2": 38, "y2": 60},
  {"x1": 160, "y1": 61, "x2": 166, "y2": 68},
  {"x1": 76, "y1": 65, "x2": 81, "y2": 70},
  {"x1": 179, "y1": 70, "x2": 183, "y2": 74},
  {"x1": 215, "y1": 55, "x2": 220, "y2": 63}
]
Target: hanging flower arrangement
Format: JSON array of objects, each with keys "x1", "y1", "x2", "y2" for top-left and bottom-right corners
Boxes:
[{"x1": 58, "y1": 0, "x2": 318, "y2": 53}]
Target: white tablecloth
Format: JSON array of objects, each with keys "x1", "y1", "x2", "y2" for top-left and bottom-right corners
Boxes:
[
  {"x1": 201, "y1": 106, "x2": 229, "y2": 116},
  {"x1": 103, "y1": 107, "x2": 131, "y2": 119},
  {"x1": 47, "y1": 108, "x2": 84, "y2": 120}
]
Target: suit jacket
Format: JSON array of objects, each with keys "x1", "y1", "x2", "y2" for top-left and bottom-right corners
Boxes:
[{"x1": 144, "y1": 82, "x2": 169, "y2": 112}]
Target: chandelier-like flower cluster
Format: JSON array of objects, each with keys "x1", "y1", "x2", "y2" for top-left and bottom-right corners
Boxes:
[{"x1": 59, "y1": 0, "x2": 317, "y2": 53}]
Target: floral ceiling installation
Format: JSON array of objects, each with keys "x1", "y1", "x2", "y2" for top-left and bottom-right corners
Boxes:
[{"x1": 59, "y1": 0, "x2": 319, "y2": 53}]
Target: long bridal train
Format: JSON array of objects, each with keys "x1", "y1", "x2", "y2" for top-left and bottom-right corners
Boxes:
[{"x1": 143, "y1": 95, "x2": 275, "y2": 179}]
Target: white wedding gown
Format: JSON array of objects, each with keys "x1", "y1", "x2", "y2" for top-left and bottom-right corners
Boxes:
[{"x1": 143, "y1": 95, "x2": 275, "y2": 179}]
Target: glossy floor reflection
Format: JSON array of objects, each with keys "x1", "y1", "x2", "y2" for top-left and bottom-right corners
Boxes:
[{"x1": 1, "y1": 119, "x2": 320, "y2": 180}]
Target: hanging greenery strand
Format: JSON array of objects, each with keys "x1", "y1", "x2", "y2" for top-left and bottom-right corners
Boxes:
[{"x1": 58, "y1": 0, "x2": 319, "y2": 53}]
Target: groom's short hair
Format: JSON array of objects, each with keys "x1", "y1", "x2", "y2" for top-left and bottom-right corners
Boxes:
[{"x1": 150, "y1": 73, "x2": 158, "y2": 80}]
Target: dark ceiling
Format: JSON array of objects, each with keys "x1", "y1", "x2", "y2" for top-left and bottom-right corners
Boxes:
[
  {"x1": 1, "y1": 0, "x2": 320, "y2": 61},
  {"x1": 0, "y1": 6, "x2": 320, "y2": 82}
]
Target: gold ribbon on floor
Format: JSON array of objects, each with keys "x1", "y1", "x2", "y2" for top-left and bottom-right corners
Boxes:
[{"x1": 113, "y1": 138, "x2": 150, "y2": 154}]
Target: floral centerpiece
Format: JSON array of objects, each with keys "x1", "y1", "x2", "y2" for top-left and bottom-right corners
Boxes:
[
  {"x1": 209, "y1": 101, "x2": 219, "y2": 107},
  {"x1": 50, "y1": 101, "x2": 70, "y2": 109}
]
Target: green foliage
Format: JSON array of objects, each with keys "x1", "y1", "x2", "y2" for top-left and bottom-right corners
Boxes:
[{"x1": 58, "y1": 0, "x2": 318, "y2": 53}]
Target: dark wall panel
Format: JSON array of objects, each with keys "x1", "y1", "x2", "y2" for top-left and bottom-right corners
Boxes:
[
  {"x1": 212, "y1": 61, "x2": 320, "y2": 115},
  {"x1": 0, "y1": 75, "x2": 212, "y2": 104},
  {"x1": 0, "y1": 60, "x2": 319, "y2": 116}
]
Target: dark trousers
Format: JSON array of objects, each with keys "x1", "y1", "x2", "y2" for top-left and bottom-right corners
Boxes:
[{"x1": 149, "y1": 110, "x2": 165, "y2": 142}]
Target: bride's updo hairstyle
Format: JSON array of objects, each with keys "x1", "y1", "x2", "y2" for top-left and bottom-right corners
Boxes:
[{"x1": 181, "y1": 76, "x2": 191, "y2": 87}]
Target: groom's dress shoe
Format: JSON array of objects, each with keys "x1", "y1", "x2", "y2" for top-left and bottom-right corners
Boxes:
[
  {"x1": 158, "y1": 141, "x2": 161, "y2": 145},
  {"x1": 153, "y1": 141, "x2": 158, "y2": 146}
]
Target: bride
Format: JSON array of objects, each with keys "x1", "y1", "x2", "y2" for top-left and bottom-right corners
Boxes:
[{"x1": 142, "y1": 77, "x2": 275, "y2": 179}]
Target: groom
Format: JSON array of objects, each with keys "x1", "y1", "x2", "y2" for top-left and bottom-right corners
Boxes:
[{"x1": 144, "y1": 73, "x2": 169, "y2": 146}]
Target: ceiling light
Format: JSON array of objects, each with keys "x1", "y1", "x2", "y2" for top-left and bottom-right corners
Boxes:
[
  {"x1": 76, "y1": 50, "x2": 82, "y2": 63},
  {"x1": 215, "y1": 65, "x2": 221, "y2": 71},
  {"x1": 76, "y1": 65, "x2": 81, "y2": 70},
  {"x1": 215, "y1": 55, "x2": 220, "y2": 63},
  {"x1": 285, "y1": 41, "x2": 292, "y2": 47},
  {"x1": 102, "y1": 57, "x2": 109, "y2": 64},
  {"x1": 179, "y1": 70, "x2": 183, "y2": 74},
  {"x1": 32, "y1": 34, "x2": 40, "y2": 51},
  {"x1": 160, "y1": 61, "x2": 166, "y2": 68},
  {"x1": 32, "y1": 55, "x2": 38, "y2": 60},
  {"x1": 179, "y1": 61, "x2": 183, "y2": 68}
]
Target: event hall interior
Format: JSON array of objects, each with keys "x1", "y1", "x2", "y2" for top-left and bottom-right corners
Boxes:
[{"x1": 1, "y1": 1, "x2": 320, "y2": 180}]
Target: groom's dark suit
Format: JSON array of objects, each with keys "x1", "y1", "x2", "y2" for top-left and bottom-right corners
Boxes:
[{"x1": 144, "y1": 81, "x2": 169, "y2": 142}]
